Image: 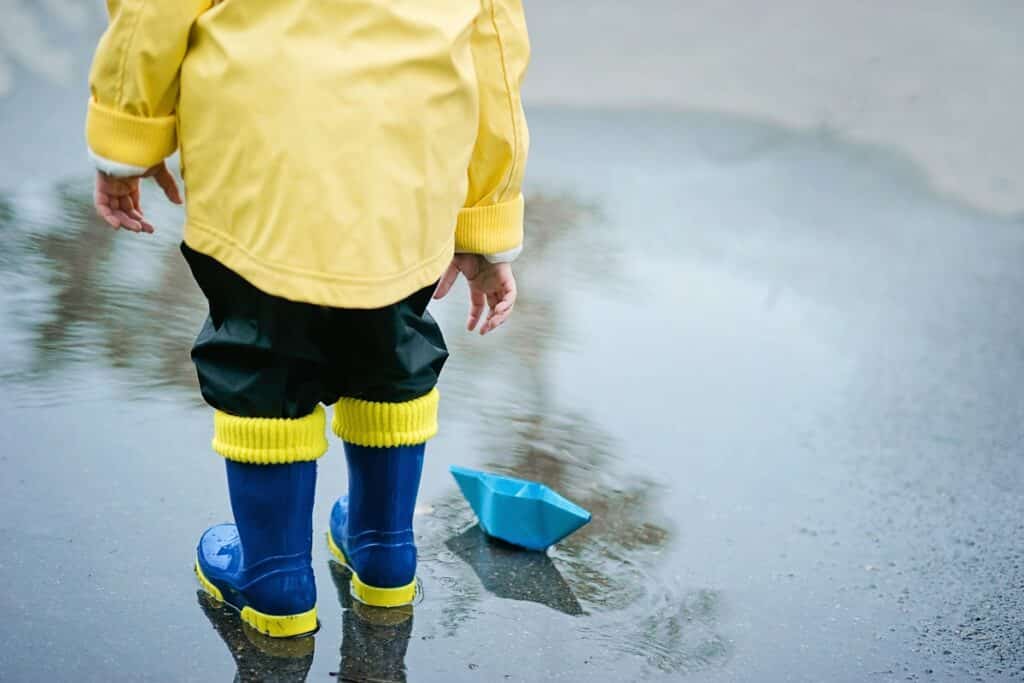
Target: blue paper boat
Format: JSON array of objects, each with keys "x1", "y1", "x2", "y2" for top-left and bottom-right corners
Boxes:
[{"x1": 449, "y1": 465, "x2": 592, "y2": 551}]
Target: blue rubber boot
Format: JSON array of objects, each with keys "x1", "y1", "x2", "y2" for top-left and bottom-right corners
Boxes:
[
  {"x1": 327, "y1": 442, "x2": 424, "y2": 607},
  {"x1": 196, "y1": 460, "x2": 319, "y2": 637}
]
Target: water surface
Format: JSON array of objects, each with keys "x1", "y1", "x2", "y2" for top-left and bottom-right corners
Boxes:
[{"x1": 2, "y1": 5, "x2": 1024, "y2": 681}]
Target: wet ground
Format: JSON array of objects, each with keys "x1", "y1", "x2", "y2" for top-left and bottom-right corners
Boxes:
[{"x1": 2, "y1": 3, "x2": 1024, "y2": 682}]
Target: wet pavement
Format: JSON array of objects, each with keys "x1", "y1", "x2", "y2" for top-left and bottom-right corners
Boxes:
[{"x1": 2, "y1": 3, "x2": 1024, "y2": 682}]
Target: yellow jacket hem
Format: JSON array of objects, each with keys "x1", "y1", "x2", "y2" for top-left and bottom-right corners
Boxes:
[
  {"x1": 183, "y1": 218, "x2": 454, "y2": 309},
  {"x1": 455, "y1": 194, "x2": 524, "y2": 254},
  {"x1": 85, "y1": 98, "x2": 177, "y2": 169}
]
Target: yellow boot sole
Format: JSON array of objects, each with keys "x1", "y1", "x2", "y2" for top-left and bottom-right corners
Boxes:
[
  {"x1": 326, "y1": 531, "x2": 417, "y2": 607},
  {"x1": 194, "y1": 560, "x2": 319, "y2": 638}
]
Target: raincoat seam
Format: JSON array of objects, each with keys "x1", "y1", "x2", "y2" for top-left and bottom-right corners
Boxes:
[
  {"x1": 487, "y1": 0, "x2": 520, "y2": 204},
  {"x1": 187, "y1": 218, "x2": 454, "y2": 285},
  {"x1": 115, "y1": 0, "x2": 148, "y2": 110}
]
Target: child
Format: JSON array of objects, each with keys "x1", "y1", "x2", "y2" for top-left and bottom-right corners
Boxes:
[{"x1": 86, "y1": 0, "x2": 529, "y2": 638}]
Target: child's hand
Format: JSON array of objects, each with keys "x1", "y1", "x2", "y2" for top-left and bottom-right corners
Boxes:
[
  {"x1": 433, "y1": 254, "x2": 517, "y2": 335},
  {"x1": 94, "y1": 161, "x2": 182, "y2": 234}
]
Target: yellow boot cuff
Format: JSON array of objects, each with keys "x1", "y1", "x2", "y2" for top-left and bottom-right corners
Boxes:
[
  {"x1": 212, "y1": 405, "x2": 328, "y2": 464},
  {"x1": 332, "y1": 389, "x2": 439, "y2": 448}
]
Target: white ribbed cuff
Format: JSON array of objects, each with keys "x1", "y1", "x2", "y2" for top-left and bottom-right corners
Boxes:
[
  {"x1": 456, "y1": 244, "x2": 523, "y2": 264},
  {"x1": 88, "y1": 148, "x2": 148, "y2": 177},
  {"x1": 483, "y1": 245, "x2": 523, "y2": 264}
]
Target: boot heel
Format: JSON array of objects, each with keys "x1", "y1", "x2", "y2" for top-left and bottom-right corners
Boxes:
[
  {"x1": 240, "y1": 604, "x2": 319, "y2": 639},
  {"x1": 197, "y1": 558, "x2": 319, "y2": 637},
  {"x1": 327, "y1": 531, "x2": 417, "y2": 607},
  {"x1": 350, "y1": 573, "x2": 416, "y2": 608}
]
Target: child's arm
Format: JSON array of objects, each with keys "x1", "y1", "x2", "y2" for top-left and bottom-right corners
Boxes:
[
  {"x1": 456, "y1": 0, "x2": 530, "y2": 262},
  {"x1": 86, "y1": 0, "x2": 205, "y2": 229},
  {"x1": 435, "y1": 0, "x2": 529, "y2": 335}
]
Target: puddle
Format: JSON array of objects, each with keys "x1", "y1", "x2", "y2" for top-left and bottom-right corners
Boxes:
[{"x1": 3, "y1": 92, "x2": 1024, "y2": 682}]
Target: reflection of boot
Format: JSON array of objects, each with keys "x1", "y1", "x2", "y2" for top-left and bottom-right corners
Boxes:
[
  {"x1": 196, "y1": 591, "x2": 315, "y2": 683},
  {"x1": 328, "y1": 562, "x2": 414, "y2": 683},
  {"x1": 327, "y1": 441, "x2": 424, "y2": 607},
  {"x1": 196, "y1": 460, "x2": 319, "y2": 638}
]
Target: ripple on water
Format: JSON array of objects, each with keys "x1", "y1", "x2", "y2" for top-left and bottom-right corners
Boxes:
[{"x1": 411, "y1": 407, "x2": 732, "y2": 676}]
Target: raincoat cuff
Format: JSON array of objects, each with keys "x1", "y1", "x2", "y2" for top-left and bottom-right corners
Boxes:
[
  {"x1": 455, "y1": 194, "x2": 524, "y2": 255},
  {"x1": 86, "y1": 98, "x2": 177, "y2": 170}
]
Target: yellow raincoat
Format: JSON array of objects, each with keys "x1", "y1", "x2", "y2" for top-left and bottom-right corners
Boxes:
[{"x1": 86, "y1": 0, "x2": 529, "y2": 308}]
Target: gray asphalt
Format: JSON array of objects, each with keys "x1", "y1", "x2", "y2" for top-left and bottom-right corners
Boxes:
[{"x1": 1, "y1": 3, "x2": 1022, "y2": 682}]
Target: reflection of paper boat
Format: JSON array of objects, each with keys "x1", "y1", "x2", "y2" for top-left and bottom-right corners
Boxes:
[
  {"x1": 449, "y1": 465, "x2": 592, "y2": 551},
  {"x1": 445, "y1": 524, "x2": 584, "y2": 615}
]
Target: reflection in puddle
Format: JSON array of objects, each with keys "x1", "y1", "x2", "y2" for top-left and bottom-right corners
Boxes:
[
  {"x1": 1, "y1": 181, "x2": 204, "y2": 399},
  {"x1": 329, "y1": 562, "x2": 413, "y2": 683},
  {"x1": 1, "y1": 180, "x2": 731, "y2": 677},
  {"x1": 196, "y1": 591, "x2": 315, "y2": 683},
  {"x1": 444, "y1": 524, "x2": 584, "y2": 616}
]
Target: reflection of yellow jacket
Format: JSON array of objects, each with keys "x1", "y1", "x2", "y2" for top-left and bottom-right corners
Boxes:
[{"x1": 86, "y1": 0, "x2": 529, "y2": 308}]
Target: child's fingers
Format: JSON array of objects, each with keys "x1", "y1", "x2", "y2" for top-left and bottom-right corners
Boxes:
[
  {"x1": 95, "y1": 175, "x2": 150, "y2": 232},
  {"x1": 122, "y1": 193, "x2": 146, "y2": 219},
  {"x1": 95, "y1": 192, "x2": 116, "y2": 226},
  {"x1": 134, "y1": 199, "x2": 150, "y2": 223},
  {"x1": 127, "y1": 208, "x2": 155, "y2": 233},
  {"x1": 480, "y1": 284, "x2": 516, "y2": 335},
  {"x1": 96, "y1": 203, "x2": 122, "y2": 229},
  {"x1": 151, "y1": 166, "x2": 183, "y2": 204},
  {"x1": 467, "y1": 289, "x2": 485, "y2": 331},
  {"x1": 480, "y1": 299, "x2": 513, "y2": 335},
  {"x1": 433, "y1": 263, "x2": 459, "y2": 300},
  {"x1": 114, "y1": 210, "x2": 143, "y2": 232},
  {"x1": 484, "y1": 299, "x2": 511, "y2": 323},
  {"x1": 109, "y1": 198, "x2": 143, "y2": 232},
  {"x1": 480, "y1": 312, "x2": 506, "y2": 335}
]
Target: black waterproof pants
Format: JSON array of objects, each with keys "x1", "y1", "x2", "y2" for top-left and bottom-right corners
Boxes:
[{"x1": 182, "y1": 244, "x2": 449, "y2": 420}]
